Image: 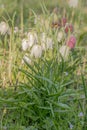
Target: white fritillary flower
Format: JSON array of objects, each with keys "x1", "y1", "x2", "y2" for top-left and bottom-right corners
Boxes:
[
  {"x1": 31, "y1": 45, "x2": 42, "y2": 58},
  {"x1": 14, "y1": 26, "x2": 19, "y2": 33},
  {"x1": 57, "y1": 31, "x2": 63, "y2": 42},
  {"x1": 0, "y1": 21, "x2": 10, "y2": 35},
  {"x1": 68, "y1": 0, "x2": 78, "y2": 8},
  {"x1": 22, "y1": 54, "x2": 32, "y2": 64},
  {"x1": 27, "y1": 32, "x2": 38, "y2": 47},
  {"x1": 46, "y1": 37, "x2": 53, "y2": 49},
  {"x1": 22, "y1": 39, "x2": 29, "y2": 51},
  {"x1": 59, "y1": 45, "x2": 70, "y2": 60}
]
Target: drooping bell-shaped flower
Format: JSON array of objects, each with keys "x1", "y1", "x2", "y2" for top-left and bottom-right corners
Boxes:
[
  {"x1": 59, "y1": 45, "x2": 70, "y2": 60},
  {"x1": 68, "y1": 0, "x2": 78, "y2": 8},
  {"x1": 27, "y1": 32, "x2": 38, "y2": 47},
  {"x1": 67, "y1": 35, "x2": 76, "y2": 49},
  {"x1": 0, "y1": 21, "x2": 10, "y2": 35},
  {"x1": 22, "y1": 54, "x2": 32, "y2": 64},
  {"x1": 57, "y1": 31, "x2": 63, "y2": 42},
  {"x1": 22, "y1": 39, "x2": 29, "y2": 51},
  {"x1": 31, "y1": 45, "x2": 42, "y2": 58}
]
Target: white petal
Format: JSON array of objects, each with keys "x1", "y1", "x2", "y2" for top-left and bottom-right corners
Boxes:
[
  {"x1": 31, "y1": 45, "x2": 42, "y2": 58},
  {"x1": 0, "y1": 21, "x2": 9, "y2": 35},
  {"x1": 59, "y1": 45, "x2": 70, "y2": 60},
  {"x1": 14, "y1": 26, "x2": 19, "y2": 33},
  {"x1": 68, "y1": 0, "x2": 78, "y2": 8},
  {"x1": 22, "y1": 55, "x2": 32, "y2": 64},
  {"x1": 27, "y1": 32, "x2": 38, "y2": 47},
  {"x1": 57, "y1": 31, "x2": 63, "y2": 42},
  {"x1": 22, "y1": 39, "x2": 29, "y2": 51}
]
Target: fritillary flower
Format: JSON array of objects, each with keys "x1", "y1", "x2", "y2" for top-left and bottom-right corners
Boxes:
[
  {"x1": 65, "y1": 23, "x2": 74, "y2": 33},
  {"x1": 22, "y1": 39, "x2": 29, "y2": 51},
  {"x1": 59, "y1": 45, "x2": 70, "y2": 60},
  {"x1": 57, "y1": 31, "x2": 63, "y2": 42},
  {"x1": 67, "y1": 35, "x2": 76, "y2": 49},
  {"x1": 68, "y1": 0, "x2": 78, "y2": 8},
  {"x1": 27, "y1": 32, "x2": 38, "y2": 47},
  {"x1": 0, "y1": 21, "x2": 10, "y2": 35},
  {"x1": 31, "y1": 45, "x2": 42, "y2": 58},
  {"x1": 22, "y1": 54, "x2": 32, "y2": 64}
]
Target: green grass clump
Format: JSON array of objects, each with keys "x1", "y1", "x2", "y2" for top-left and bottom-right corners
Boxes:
[{"x1": 0, "y1": 55, "x2": 87, "y2": 129}]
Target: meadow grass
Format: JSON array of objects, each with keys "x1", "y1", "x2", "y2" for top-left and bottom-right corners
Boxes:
[{"x1": 0, "y1": 0, "x2": 87, "y2": 129}]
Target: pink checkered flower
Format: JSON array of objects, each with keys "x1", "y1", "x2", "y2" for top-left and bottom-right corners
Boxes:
[
  {"x1": 65, "y1": 24, "x2": 74, "y2": 33},
  {"x1": 67, "y1": 35, "x2": 76, "y2": 49}
]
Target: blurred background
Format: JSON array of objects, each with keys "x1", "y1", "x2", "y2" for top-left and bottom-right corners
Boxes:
[{"x1": 0, "y1": 0, "x2": 87, "y2": 24}]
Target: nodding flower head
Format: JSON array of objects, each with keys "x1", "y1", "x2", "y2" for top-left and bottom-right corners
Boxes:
[
  {"x1": 67, "y1": 35, "x2": 76, "y2": 49},
  {"x1": 31, "y1": 45, "x2": 42, "y2": 58},
  {"x1": 0, "y1": 21, "x2": 10, "y2": 35},
  {"x1": 27, "y1": 32, "x2": 38, "y2": 47},
  {"x1": 57, "y1": 31, "x2": 63, "y2": 42},
  {"x1": 22, "y1": 39, "x2": 29, "y2": 51},
  {"x1": 22, "y1": 54, "x2": 32, "y2": 65},
  {"x1": 68, "y1": 0, "x2": 78, "y2": 8},
  {"x1": 65, "y1": 23, "x2": 74, "y2": 33},
  {"x1": 59, "y1": 45, "x2": 70, "y2": 60}
]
